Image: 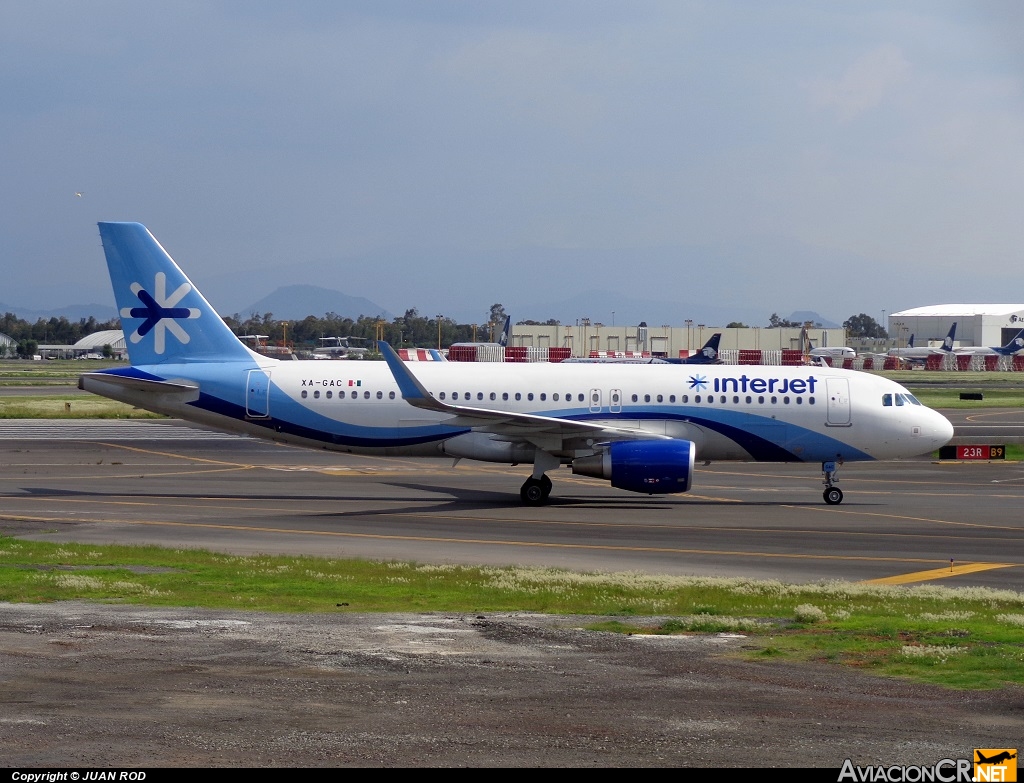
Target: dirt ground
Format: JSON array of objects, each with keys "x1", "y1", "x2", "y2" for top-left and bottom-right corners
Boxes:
[{"x1": 0, "y1": 602, "x2": 1021, "y2": 767}]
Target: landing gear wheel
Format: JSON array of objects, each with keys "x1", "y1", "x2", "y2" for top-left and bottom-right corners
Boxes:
[
  {"x1": 520, "y1": 477, "x2": 547, "y2": 506},
  {"x1": 823, "y1": 487, "x2": 844, "y2": 505},
  {"x1": 539, "y1": 474, "x2": 552, "y2": 499}
]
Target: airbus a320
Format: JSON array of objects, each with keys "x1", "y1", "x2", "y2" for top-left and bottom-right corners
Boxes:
[{"x1": 80, "y1": 223, "x2": 954, "y2": 506}]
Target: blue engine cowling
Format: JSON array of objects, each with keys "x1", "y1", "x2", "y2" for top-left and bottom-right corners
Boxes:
[{"x1": 571, "y1": 440, "x2": 695, "y2": 495}]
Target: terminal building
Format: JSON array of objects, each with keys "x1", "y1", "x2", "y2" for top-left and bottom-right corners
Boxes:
[
  {"x1": 888, "y1": 305, "x2": 1024, "y2": 349},
  {"x1": 508, "y1": 322, "x2": 848, "y2": 359}
]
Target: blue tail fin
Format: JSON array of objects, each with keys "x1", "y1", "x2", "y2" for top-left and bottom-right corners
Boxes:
[
  {"x1": 98, "y1": 222, "x2": 255, "y2": 365},
  {"x1": 995, "y1": 328, "x2": 1024, "y2": 356},
  {"x1": 498, "y1": 315, "x2": 511, "y2": 348},
  {"x1": 940, "y1": 322, "x2": 957, "y2": 353}
]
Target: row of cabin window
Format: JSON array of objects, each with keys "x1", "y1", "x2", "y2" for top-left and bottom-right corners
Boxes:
[
  {"x1": 300, "y1": 389, "x2": 396, "y2": 400},
  {"x1": 299, "y1": 388, "x2": 817, "y2": 407},
  {"x1": 656, "y1": 394, "x2": 817, "y2": 406}
]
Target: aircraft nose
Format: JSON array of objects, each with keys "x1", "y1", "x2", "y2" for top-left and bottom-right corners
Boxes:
[{"x1": 929, "y1": 411, "x2": 954, "y2": 449}]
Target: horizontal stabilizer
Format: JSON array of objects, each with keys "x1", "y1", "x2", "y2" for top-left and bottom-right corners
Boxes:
[{"x1": 79, "y1": 372, "x2": 199, "y2": 395}]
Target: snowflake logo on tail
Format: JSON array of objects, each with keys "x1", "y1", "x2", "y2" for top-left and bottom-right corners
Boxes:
[{"x1": 121, "y1": 272, "x2": 201, "y2": 354}]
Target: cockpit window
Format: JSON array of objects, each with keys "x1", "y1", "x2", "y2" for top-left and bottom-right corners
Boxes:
[
  {"x1": 906, "y1": 394, "x2": 923, "y2": 405},
  {"x1": 882, "y1": 394, "x2": 892, "y2": 407},
  {"x1": 895, "y1": 394, "x2": 905, "y2": 406}
]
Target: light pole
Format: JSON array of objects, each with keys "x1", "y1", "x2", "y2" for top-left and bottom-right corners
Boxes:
[
  {"x1": 436, "y1": 315, "x2": 444, "y2": 350},
  {"x1": 685, "y1": 319, "x2": 693, "y2": 352}
]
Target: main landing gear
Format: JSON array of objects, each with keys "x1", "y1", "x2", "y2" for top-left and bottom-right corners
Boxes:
[
  {"x1": 822, "y1": 459, "x2": 844, "y2": 505},
  {"x1": 520, "y1": 449, "x2": 559, "y2": 506},
  {"x1": 520, "y1": 474, "x2": 552, "y2": 505}
]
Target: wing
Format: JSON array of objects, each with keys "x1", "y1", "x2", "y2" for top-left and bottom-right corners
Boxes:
[{"x1": 380, "y1": 342, "x2": 667, "y2": 453}]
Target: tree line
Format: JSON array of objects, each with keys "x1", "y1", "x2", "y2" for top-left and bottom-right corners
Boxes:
[{"x1": 1, "y1": 306, "x2": 889, "y2": 358}]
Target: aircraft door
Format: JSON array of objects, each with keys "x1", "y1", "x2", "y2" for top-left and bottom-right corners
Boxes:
[
  {"x1": 825, "y1": 378, "x2": 851, "y2": 426},
  {"x1": 246, "y1": 369, "x2": 271, "y2": 418},
  {"x1": 589, "y1": 388, "x2": 602, "y2": 413},
  {"x1": 609, "y1": 388, "x2": 622, "y2": 414}
]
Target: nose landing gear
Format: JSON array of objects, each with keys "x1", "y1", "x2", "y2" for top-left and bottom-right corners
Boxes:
[{"x1": 822, "y1": 459, "x2": 844, "y2": 505}]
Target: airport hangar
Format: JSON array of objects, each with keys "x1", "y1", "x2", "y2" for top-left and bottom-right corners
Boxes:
[{"x1": 888, "y1": 305, "x2": 1024, "y2": 349}]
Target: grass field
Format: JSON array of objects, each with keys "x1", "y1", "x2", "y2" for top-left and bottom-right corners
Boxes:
[{"x1": 1, "y1": 537, "x2": 1021, "y2": 690}]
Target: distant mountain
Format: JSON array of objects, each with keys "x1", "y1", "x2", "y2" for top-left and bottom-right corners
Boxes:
[
  {"x1": 236, "y1": 285, "x2": 393, "y2": 321},
  {"x1": 788, "y1": 311, "x2": 840, "y2": 329},
  {"x1": 0, "y1": 301, "x2": 117, "y2": 322}
]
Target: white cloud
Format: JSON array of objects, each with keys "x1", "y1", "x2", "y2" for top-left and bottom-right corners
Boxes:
[{"x1": 809, "y1": 44, "x2": 910, "y2": 121}]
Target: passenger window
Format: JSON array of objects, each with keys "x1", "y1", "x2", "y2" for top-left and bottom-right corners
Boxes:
[
  {"x1": 644, "y1": 394, "x2": 651, "y2": 402},
  {"x1": 809, "y1": 397, "x2": 816, "y2": 405},
  {"x1": 363, "y1": 391, "x2": 370, "y2": 399},
  {"x1": 326, "y1": 391, "x2": 332, "y2": 399},
  {"x1": 301, "y1": 390, "x2": 308, "y2": 399},
  {"x1": 477, "y1": 392, "x2": 483, "y2": 400},
  {"x1": 490, "y1": 392, "x2": 496, "y2": 401},
  {"x1": 682, "y1": 395, "x2": 688, "y2": 403},
  {"x1": 882, "y1": 394, "x2": 892, "y2": 407},
  {"x1": 578, "y1": 394, "x2": 585, "y2": 402},
  {"x1": 758, "y1": 396, "x2": 764, "y2": 404},
  {"x1": 376, "y1": 391, "x2": 383, "y2": 399},
  {"x1": 440, "y1": 392, "x2": 446, "y2": 400},
  {"x1": 313, "y1": 390, "x2": 320, "y2": 399},
  {"x1": 592, "y1": 393, "x2": 599, "y2": 403},
  {"x1": 389, "y1": 391, "x2": 395, "y2": 399},
  {"x1": 631, "y1": 394, "x2": 638, "y2": 402},
  {"x1": 669, "y1": 395, "x2": 676, "y2": 403},
  {"x1": 657, "y1": 394, "x2": 663, "y2": 403},
  {"x1": 796, "y1": 397, "x2": 802, "y2": 404},
  {"x1": 733, "y1": 396, "x2": 739, "y2": 404},
  {"x1": 552, "y1": 393, "x2": 559, "y2": 401},
  {"x1": 783, "y1": 396, "x2": 789, "y2": 404},
  {"x1": 745, "y1": 396, "x2": 751, "y2": 404},
  {"x1": 770, "y1": 396, "x2": 777, "y2": 404},
  {"x1": 515, "y1": 392, "x2": 521, "y2": 401},
  {"x1": 540, "y1": 393, "x2": 546, "y2": 401},
  {"x1": 695, "y1": 395, "x2": 701, "y2": 403},
  {"x1": 719, "y1": 395, "x2": 725, "y2": 403},
  {"x1": 528, "y1": 393, "x2": 534, "y2": 401},
  {"x1": 502, "y1": 392, "x2": 508, "y2": 401}
]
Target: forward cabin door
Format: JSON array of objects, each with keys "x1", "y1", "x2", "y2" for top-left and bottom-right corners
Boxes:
[{"x1": 825, "y1": 378, "x2": 851, "y2": 426}]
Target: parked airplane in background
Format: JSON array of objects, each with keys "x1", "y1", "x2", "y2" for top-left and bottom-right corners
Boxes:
[
  {"x1": 809, "y1": 346, "x2": 855, "y2": 360},
  {"x1": 954, "y1": 328, "x2": 1024, "y2": 357},
  {"x1": 887, "y1": 323, "x2": 957, "y2": 365},
  {"x1": 562, "y1": 333, "x2": 722, "y2": 365},
  {"x1": 80, "y1": 223, "x2": 954, "y2": 506}
]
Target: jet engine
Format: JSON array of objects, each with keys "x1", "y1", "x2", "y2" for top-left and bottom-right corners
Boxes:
[{"x1": 571, "y1": 439, "x2": 695, "y2": 494}]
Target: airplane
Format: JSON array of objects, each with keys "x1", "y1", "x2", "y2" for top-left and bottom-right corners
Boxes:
[
  {"x1": 975, "y1": 751, "x2": 1016, "y2": 765},
  {"x1": 446, "y1": 315, "x2": 512, "y2": 362},
  {"x1": 808, "y1": 346, "x2": 855, "y2": 361},
  {"x1": 954, "y1": 328, "x2": 1024, "y2": 357},
  {"x1": 80, "y1": 223, "x2": 954, "y2": 507},
  {"x1": 887, "y1": 322, "x2": 957, "y2": 365},
  {"x1": 563, "y1": 333, "x2": 722, "y2": 365}
]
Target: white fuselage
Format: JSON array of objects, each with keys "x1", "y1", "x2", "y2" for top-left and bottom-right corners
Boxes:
[{"x1": 83, "y1": 359, "x2": 954, "y2": 465}]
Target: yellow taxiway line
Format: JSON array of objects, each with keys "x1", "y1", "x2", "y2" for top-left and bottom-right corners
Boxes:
[{"x1": 864, "y1": 562, "x2": 1016, "y2": 585}]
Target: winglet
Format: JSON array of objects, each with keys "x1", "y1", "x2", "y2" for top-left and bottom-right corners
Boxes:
[{"x1": 379, "y1": 342, "x2": 447, "y2": 412}]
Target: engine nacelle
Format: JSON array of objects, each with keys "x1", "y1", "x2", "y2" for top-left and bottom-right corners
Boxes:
[{"x1": 571, "y1": 439, "x2": 695, "y2": 495}]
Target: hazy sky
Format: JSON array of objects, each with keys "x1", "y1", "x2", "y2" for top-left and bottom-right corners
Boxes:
[{"x1": 3, "y1": 1, "x2": 1024, "y2": 326}]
